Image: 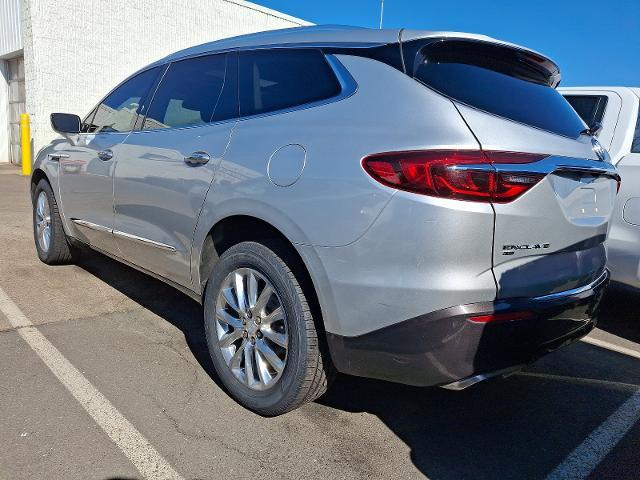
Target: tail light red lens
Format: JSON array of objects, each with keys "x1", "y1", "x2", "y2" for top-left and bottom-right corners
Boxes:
[
  {"x1": 362, "y1": 150, "x2": 547, "y2": 203},
  {"x1": 468, "y1": 311, "x2": 535, "y2": 324}
]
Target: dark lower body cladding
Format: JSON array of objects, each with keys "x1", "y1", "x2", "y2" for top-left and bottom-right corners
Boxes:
[{"x1": 327, "y1": 270, "x2": 609, "y2": 387}]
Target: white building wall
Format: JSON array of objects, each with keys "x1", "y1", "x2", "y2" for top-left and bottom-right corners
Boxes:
[{"x1": 22, "y1": 0, "x2": 309, "y2": 155}]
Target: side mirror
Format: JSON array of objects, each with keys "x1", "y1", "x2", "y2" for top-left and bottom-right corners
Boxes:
[
  {"x1": 50, "y1": 113, "x2": 81, "y2": 134},
  {"x1": 589, "y1": 121, "x2": 603, "y2": 137}
]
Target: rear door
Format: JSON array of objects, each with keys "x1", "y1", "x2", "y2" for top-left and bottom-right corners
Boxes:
[
  {"x1": 407, "y1": 38, "x2": 619, "y2": 298},
  {"x1": 113, "y1": 52, "x2": 238, "y2": 288}
]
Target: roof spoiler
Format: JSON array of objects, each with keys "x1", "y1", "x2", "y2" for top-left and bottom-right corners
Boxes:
[{"x1": 399, "y1": 32, "x2": 561, "y2": 88}]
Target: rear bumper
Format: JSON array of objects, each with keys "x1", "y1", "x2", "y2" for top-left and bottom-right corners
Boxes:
[{"x1": 327, "y1": 270, "x2": 609, "y2": 387}]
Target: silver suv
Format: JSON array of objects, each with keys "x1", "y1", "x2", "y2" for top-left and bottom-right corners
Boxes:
[{"x1": 32, "y1": 26, "x2": 619, "y2": 415}]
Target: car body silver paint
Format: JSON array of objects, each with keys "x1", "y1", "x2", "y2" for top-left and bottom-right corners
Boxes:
[
  {"x1": 32, "y1": 26, "x2": 619, "y2": 342},
  {"x1": 560, "y1": 87, "x2": 640, "y2": 289},
  {"x1": 112, "y1": 118, "x2": 236, "y2": 289},
  {"x1": 452, "y1": 103, "x2": 618, "y2": 298},
  {"x1": 189, "y1": 54, "x2": 480, "y2": 295},
  {"x1": 298, "y1": 190, "x2": 496, "y2": 336},
  {"x1": 56, "y1": 132, "x2": 129, "y2": 254}
]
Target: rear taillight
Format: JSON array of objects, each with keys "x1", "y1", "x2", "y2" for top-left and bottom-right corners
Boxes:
[
  {"x1": 362, "y1": 150, "x2": 547, "y2": 203},
  {"x1": 468, "y1": 311, "x2": 535, "y2": 324}
]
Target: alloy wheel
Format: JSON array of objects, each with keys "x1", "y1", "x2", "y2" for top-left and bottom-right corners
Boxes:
[
  {"x1": 215, "y1": 267, "x2": 288, "y2": 391},
  {"x1": 35, "y1": 191, "x2": 51, "y2": 253}
]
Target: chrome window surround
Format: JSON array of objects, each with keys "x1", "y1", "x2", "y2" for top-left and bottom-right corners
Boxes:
[
  {"x1": 80, "y1": 44, "x2": 363, "y2": 137},
  {"x1": 124, "y1": 53, "x2": 357, "y2": 135}
]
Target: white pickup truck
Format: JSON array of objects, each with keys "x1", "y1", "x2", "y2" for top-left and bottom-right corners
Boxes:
[{"x1": 560, "y1": 87, "x2": 640, "y2": 288}]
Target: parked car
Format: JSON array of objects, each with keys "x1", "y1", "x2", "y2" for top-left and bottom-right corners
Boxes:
[
  {"x1": 31, "y1": 26, "x2": 619, "y2": 415},
  {"x1": 560, "y1": 87, "x2": 640, "y2": 289}
]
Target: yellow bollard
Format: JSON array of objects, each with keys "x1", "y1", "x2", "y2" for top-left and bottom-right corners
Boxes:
[{"x1": 20, "y1": 113, "x2": 32, "y2": 176}]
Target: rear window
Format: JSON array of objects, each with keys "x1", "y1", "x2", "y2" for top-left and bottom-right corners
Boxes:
[
  {"x1": 563, "y1": 95, "x2": 608, "y2": 128},
  {"x1": 143, "y1": 53, "x2": 237, "y2": 130},
  {"x1": 239, "y1": 49, "x2": 341, "y2": 117},
  {"x1": 410, "y1": 40, "x2": 586, "y2": 138}
]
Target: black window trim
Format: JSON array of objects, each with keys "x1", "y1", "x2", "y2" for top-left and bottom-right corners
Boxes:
[
  {"x1": 632, "y1": 101, "x2": 640, "y2": 154},
  {"x1": 127, "y1": 48, "x2": 357, "y2": 133},
  {"x1": 81, "y1": 45, "x2": 359, "y2": 135}
]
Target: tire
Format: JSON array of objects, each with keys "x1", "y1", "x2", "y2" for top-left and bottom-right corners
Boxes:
[
  {"x1": 32, "y1": 179, "x2": 74, "y2": 265},
  {"x1": 203, "y1": 241, "x2": 332, "y2": 416}
]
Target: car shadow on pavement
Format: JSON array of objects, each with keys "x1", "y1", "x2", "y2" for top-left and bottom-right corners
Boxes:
[
  {"x1": 75, "y1": 249, "x2": 225, "y2": 392},
  {"x1": 76, "y1": 250, "x2": 640, "y2": 480},
  {"x1": 318, "y1": 339, "x2": 640, "y2": 479},
  {"x1": 597, "y1": 284, "x2": 640, "y2": 344}
]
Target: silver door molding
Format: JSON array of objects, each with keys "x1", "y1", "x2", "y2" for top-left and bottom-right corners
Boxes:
[
  {"x1": 112, "y1": 230, "x2": 177, "y2": 252},
  {"x1": 70, "y1": 219, "x2": 176, "y2": 252},
  {"x1": 71, "y1": 218, "x2": 112, "y2": 234}
]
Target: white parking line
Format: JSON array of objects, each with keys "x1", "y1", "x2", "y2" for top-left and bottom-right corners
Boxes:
[
  {"x1": 0, "y1": 287, "x2": 185, "y2": 480},
  {"x1": 545, "y1": 389, "x2": 640, "y2": 480},
  {"x1": 581, "y1": 336, "x2": 640, "y2": 360}
]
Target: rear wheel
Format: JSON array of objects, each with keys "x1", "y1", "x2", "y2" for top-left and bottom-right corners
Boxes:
[
  {"x1": 203, "y1": 241, "x2": 332, "y2": 415},
  {"x1": 32, "y1": 179, "x2": 74, "y2": 265}
]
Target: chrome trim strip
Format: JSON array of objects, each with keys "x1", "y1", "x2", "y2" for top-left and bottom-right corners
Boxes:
[
  {"x1": 491, "y1": 156, "x2": 619, "y2": 176},
  {"x1": 112, "y1": 229, "x2": 177, "y2": 253},
  {"x1": 534, "y1": 269, "x2": 609, "y2": 302},
  {"x1": 70, "y1": 219, "x2": 112, "y2": 234},
  {"x1": 71, "y1": 219, "x2": 177, "y2": 253}
]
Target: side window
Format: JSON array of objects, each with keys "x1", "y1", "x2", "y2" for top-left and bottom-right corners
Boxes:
[
  {"x1": 564, "y1": 95, "x2": 608, "y2": 127},
  {"x1": 632, "y1": 106, "x2": 640, "y2": 153},
  {"x1": 143, "y1": 53, "x2": 237, "y2": 130},
  {"x1": 84, "y1": 67, "x2": 160, "y2": 134},
  {"x1": 239, "y1": 49, "x2": 341, "y2": 117}
]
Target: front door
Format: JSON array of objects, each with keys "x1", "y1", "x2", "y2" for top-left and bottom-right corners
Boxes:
[
  {"x1": 57, "y1": 133, "x2": 125, "y2": 253},
  {"x1": 113, "y1": 52, "x2": 238, "y2": 288},
  {"x1": 57, "y1": 66, "x2": 162, "y2": 254}
]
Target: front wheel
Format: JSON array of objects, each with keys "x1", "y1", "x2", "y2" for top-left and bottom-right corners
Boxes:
[
  {"x1": 32, "y1": 179, "x2": 74, "y2": 265},
  {"x1": 203, "y1": 241, "x2": 332, "y2": 416}
]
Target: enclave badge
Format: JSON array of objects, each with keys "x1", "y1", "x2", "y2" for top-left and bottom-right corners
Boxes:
[{"x1": 502, "y1": 243, "x2": 551, "y2": 256}]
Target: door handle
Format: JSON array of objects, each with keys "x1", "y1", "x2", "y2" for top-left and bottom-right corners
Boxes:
[
  {"x1": 47, "y1": 153, "x2": 70, "y2": 161},
  {"x1": 184, "y1": 151, "x2": 210, "y2": 166},
  {"x1": 98, "y1": 149, "x2": 113, "y2": 161}
]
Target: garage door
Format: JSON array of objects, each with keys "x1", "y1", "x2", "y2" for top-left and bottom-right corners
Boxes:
[{"x1": 7, "y1": 56, "x2": 25, "y2": 165}]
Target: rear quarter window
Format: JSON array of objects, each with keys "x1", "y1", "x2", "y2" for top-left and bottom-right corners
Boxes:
[
  {"x1": 409, "y1": 40, "x2": 586, "y2": 139},
  {"x1": 239, "y1": 49, "x2": 341, "y2": 117},
  {"x1": 632, "y1": 106, "x2": 640, "y2": 153}
]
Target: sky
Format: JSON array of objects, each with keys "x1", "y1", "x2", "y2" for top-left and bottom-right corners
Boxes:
[{"x1": 257, "y1": 0, "x2": 639, "y2": 86}]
